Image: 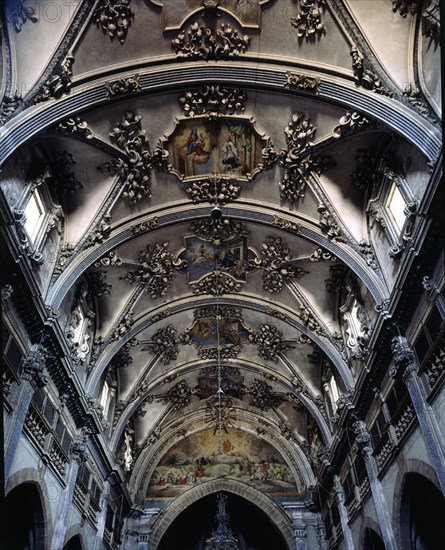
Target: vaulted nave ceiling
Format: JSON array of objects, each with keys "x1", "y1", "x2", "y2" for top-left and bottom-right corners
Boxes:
[{"x1": 1, "y1": 0, "x2": 441, "y2": 502}]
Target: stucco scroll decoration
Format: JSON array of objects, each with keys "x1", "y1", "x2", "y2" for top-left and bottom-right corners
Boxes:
[
  {"x1": 106, "y1": 75, "x2": 141, "y2": 98},
  {"x1": 284, "y1": 72, "x2": 320, "y2": 91},
  {"x1": 263, "y1": 112, "x2": 333, "y2": 204},
  {"x1": 389, "y1": 335, "x2": 417, "y2": 380},
  {"x1": 250, "y1": 236, "x2": 308, "y2": 294},
  {"x1": 93, "y1": 0, "x2": 134, "y2": 44},
  {"x1": 11, "y1": 208, "x2": 44, "y2": 266},
  {"x1": 0, "y1": 92, "x2": 23, "y2": 125},
  {"x1": 172, "y1": 23, "x2": 250, "y2": 60},
  {"x1": 332, "y1": 111, "x2": 371, "y2": 139},
  {"x1": 422, "y1": 1, "x2": 440, "y2": 40},
  {"x1": 350, "y1": 47, "x2": 393, "y2": 97},
  {"x1": 9, "y1": 1, "x2": 39, "y2": 32},
  {"x1": 247, "y1": 379, "x2": 284, "y2": 411},
  {"x1": 179, "y1": 85, "x2": 247, "y2": 118},
  {"x1": 108, "y1": 111, "x2": 169, "y2": 207},
  {"x1": 291, "y1": 0, "x2": 327, "y2": 41},
  {"x1": 139, "y1": 325, "x2": 179, "y2": 366},
  {"x1": 340, "y1": 284, "x2": 371, "y2": 360},
  {"x1": 35, "y1": 53, "x2": 75, "y2": 103},
  {"x1": 192, "y1": 271, "x2": 243, "y2": 295},
  {"x1": 120, "y1": 241, "x2": 186, "y2": 299},
  {"x1": 351, "y1": 419, "x2": 373, "y2": 457},
  {"x1": 317, "y1": 205, "x2": 346, "y2": 242},
  {"x1": 189, "y1": 218, "x2": 248, "y2": 245},
  {"x1": 56, "y1": 117, "x2": 94, "y2": 139},
  {"x1": 186, "y1": 176, "x2": 241, "y2": 204},
  {"x1": 249, "y1": 324, "x2": 290, "y2": 363},
  {"x1": 156, "y1": 380, "x2": 193, "y2": 410}
]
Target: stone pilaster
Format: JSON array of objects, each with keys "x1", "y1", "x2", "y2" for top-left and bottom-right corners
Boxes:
[
  {"x1": 51, "y1": 433, "x2": 88, "y2": 550},
  {"x1": 352, "y1": 419, "x2": 398, "y2": 550},
  {"x1": 391, "y1": 335, "x2": 445, "y2": 493},
  {"x1": 4, "y1": 344, "x2": 49, "y2": 478},
  {"x1": 333, "y1": 476, "x2": 355, "y2": 550}
]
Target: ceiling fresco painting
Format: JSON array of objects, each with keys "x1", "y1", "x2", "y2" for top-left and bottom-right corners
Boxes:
[{"x1": 146, "y1": 428, "x2": 298, "y2": 501}]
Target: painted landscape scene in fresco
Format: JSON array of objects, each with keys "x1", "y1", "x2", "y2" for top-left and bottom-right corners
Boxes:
[{"x1": 146, "y1": 429, "x2": 298, "y2": 500}]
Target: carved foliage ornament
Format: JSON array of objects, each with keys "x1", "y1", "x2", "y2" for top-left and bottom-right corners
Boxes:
[
  {"x1": 186, "y1": 176, "x2": 241, "y2": 205},
  {"x1": 284, "y1": 72, "x2": 320, "y2": 91},
  {"x1": 93, "y1": 0, "x2": 134, "y2": 44},
  {"x1": 49, "y1": 151, "x2": 83, "y2": 196},
  {"x1": 172, "y1": 22, "x2": 250, "y2": 60},
  {"x1": 247, "y1": 379, "x2": 284, "y2": 411},
  {"x1": 249, "y1": 324, "x2": 289, "y2": 363},
  {"x1": 332, "y1": 111, "x2": 371, "y2": 139},
  {"x1": 250, "y1": 236, "x2": 308, "y2": 294},
  {"x1": 35, "y1": 53, "x2": 75, "y2": 103},
  {"x1": 179, "y1": 85, "x2": 247, "y2": 119},
  {"x1": 0, "y1": 92, "x2": 23, "y2": 125},
  {"x1": 120, "y1": 241, "x2": 186, "y2": 299},
  {"x1": 56, "y1": 117, "x2": 93, "y2": 139},
  {"x1": 390, "y1": 335, "x2": 417, "y2": 379},
  {"x1": 189, "y1": 218, "x2": 248, "y2": 245},
  {"x1": 140, "y1": 325, "x2": 179, "y2": 365},
  {"x1": 192, "y1": 271, "x2": 243, "y2": 295},
  {"x1": 108, "y1": 111, "x2": 168, "y2": 207},
  {"x1": 350, "y1": 47, "x2": 393, "y2": 97},
  {"x1": 156, "y1": 380, "x2": 192, "y2": 410},
  {"x1": 291, "y1": 0, "x2": 327, "y2": 40},
  {"x1": 106, "y1": 75, "x2": 141, "y2": 98},
  {"x1": 22, "y1": 344, "x2": 49, "y2": 387}
]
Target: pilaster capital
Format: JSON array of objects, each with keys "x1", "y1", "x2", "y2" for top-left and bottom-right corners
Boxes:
[
  {"x1": 351, "y1": 419, "x2": 373, "y2": 458},
  {"x1": 22, "y1": 344, "x2": 49, "y2": 388},
  {"x1": 390, "y1": 335, "x2": 417, "y2": 380}
]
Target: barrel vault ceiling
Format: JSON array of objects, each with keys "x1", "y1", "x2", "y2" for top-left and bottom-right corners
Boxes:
[{"x1": 1, "y1": 0, "x2": 441, "y2": 502}]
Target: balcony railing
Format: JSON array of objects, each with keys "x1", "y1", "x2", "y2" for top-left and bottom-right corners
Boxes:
[{"x1": 25, "y1": 404, "x2": 50, "y2": 449}]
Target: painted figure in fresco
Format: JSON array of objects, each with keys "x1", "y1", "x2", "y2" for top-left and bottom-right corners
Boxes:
[
  {"x1": 223, "y1": 439, "x2": 234, "y2": 454},
  {"x1": 221, "y1": 134, "x2": 239, "y2": 169},
  {"x1": 187, "y1": 468, "x2": 196, "y2": 485},
  {"x1": 185, "y1": 128, "x2": 208, "y2": 157}
]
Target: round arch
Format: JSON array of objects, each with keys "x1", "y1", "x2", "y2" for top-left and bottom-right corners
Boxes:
[
  {"x1": 359, "y1": 517, "x2": 385, "y2": 550},
  {"x1": 147, "y1": 478, "x2": 295, "y2": 549}
]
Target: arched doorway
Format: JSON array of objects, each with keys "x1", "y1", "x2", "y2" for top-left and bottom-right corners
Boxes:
[
  {"x1": 363, "y1": 527, "x2": 385, "y2": 550},
  {"x1": 1, "y1": 483, "x2": 46, "y2": 549},
  {"x1": 400, "y1": 473, "x2": 445, "y2": 549},
  {"x1": 158, "y1": 491, "x2": 288, "y2": 550},
  {"x1": 63, "y1": 535, "x2": 83, "y2": 550}
]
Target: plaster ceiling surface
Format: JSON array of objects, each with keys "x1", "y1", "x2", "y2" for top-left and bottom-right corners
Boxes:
[{"x1": 1, "y1": 0, "x2": 441, "y2": 503}]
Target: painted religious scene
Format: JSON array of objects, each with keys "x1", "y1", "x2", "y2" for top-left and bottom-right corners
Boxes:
[
  {"x1": 179, "y1": 235, "x2": 250, "y2": 283},
  {"x1": 167, "y1": 117, "x2": 265, "y2": 180},
  {"x1": 146, "y1": 429, "x2": 298, "y2": 500}
]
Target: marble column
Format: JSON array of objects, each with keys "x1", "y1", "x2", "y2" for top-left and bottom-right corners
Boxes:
[
  {"x1": 352, "y1": 420, "x2": 398, "y2": 550},
  {"x1": 4, "y1": 344, "x2": 49, "y2": 478},
  {"x1": 391, "y1": 335, "x2": 445, "y2": 493},
  {"x1": 333, "y1": 476, "x2": 355, "y2": 550}
]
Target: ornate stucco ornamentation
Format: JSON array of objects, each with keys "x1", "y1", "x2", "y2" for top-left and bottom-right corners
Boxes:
[
  {"x1": 332, "y1": 111, "x2": 371, "y2": 139},
  {"x1": 35, "y1": 53, "x2": 75, "y2": 103},
  {"x1": 85, "y1": 270, "x2": 112, "y2": 298},
  {"x1": 341, "y1": 291, "x2": 371, "y2": 360},
  {"x1": 110, "y1": 311, "x2": 135, "y2": 341},
  {"x1": 206, "y1": 394, "x2": 236, "y2": 433},
  {"x1": 350, "y1": 47, "x2": 393, "y2": 97},
  {"x1": 93, "y1": 0, "x2": 134, "y2": 44},
  {"x1": 156, "y1": 380, "x2": 193, "y2": 410},
  {"x1": 273, "y1": 217, "x2": 302, "y2": 234},
  {"x1": 109, "y1": 111, "x2": 169, "y2": 207},
  {"x1": 266, "y1": 307, "x2": 288, "y2": 322},
  {"x1": 249, "y1": 324, "x2": 289, "y2": 362},
  {"x1": 349, "y1": 149, "x2": 377, "y2": 191},
  {"x1": 250, "y1": 236, "x2": 308, "y2": 294},
  {"x1": 297, "y1": 306, "x2": 325, "y2": 336},
  {"x1": 50, "y1": 151, "x2": 83, "y2": 196},
  {"x1": 317, "y1": 205, "x2": 346, "y2": 242},
  {"x1": 189, "y1": 218, "x2": 248, "y2": 245},
  {"x1": 1, "y1": 284, "x2": 14, "y2": 301},
  {"x1": 351, "y1": 419, "x2": 373, "y2": 457},
  {"x1": 12, "y1": 208, "x2": 44, "y2": 265},
  {"x1": 389, "y1": 335, "x2": 417, "y2": 379},
  {"x1": 422, "y1": 1, "x2": 440, "y2": 40},
  {"x1": 106, "y1": 75, "x2": 141, "y2": 98},
  {"x1": 120, "y1": 241, "x2": 186, "y2": 299},
  {"x1": 172, "y1": 23, "x2": 250, "y2": 60},
  {"x1": 95, "y1": 251, "x2": 122, "y2": 268},
  {"x1": 56, "y1": 117, "x2": 93, "y2": 139},
  {"x1": 402, "y1": 84, "x2": 432, "y2": 119},
  {"x1": 247, "y1": 379, "x2": 284, "y2": 410},
  {"x1": 279, "y1": 153, "x2": 333, "y2": 203},
  {"x1": 291, "y1": 0, "x2": 327, "y2": 41},
  {"x1": 22, "y1": 344, "x2": 50, "y2": 387},
  {"x1": 84, "y1": 214, "x2": 112, "y2": 249},
  {"x1": 179, "y1": 85, "x2": 247, "y2": 118},
  {"x1": 10, "y1": 1, "x2": 39, "y2": 32},
  {"x1": 310, "y1": 247, "x2": 337, "y2": 262},
  {"x1": 284, "y1": 72, "x2": 320, "y2": 91},
  {"x1": 193, "y1": 271, "x2": 243, "y2": 295},
  {"x1": 359, "y1": 240, "x2": 379, "y2": 270},
  {"x1": 131, "y1": 217, "x2": 159, "y2": 234},
  {"x1": 186, "y1": 176, "x2": 241, "y2": 204},
  {"x1": 392, "y1": 0, "x2": 419, "y2": 17},
  {"x1": 325, "y1": 264, "x2": 346, "y2": 294},
  {"x1": 140, "y1": 326, "x2": 179, "y2": 365},
  {"x1": 0, "y1": 92, "x2": 23, "y2": 125}
]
